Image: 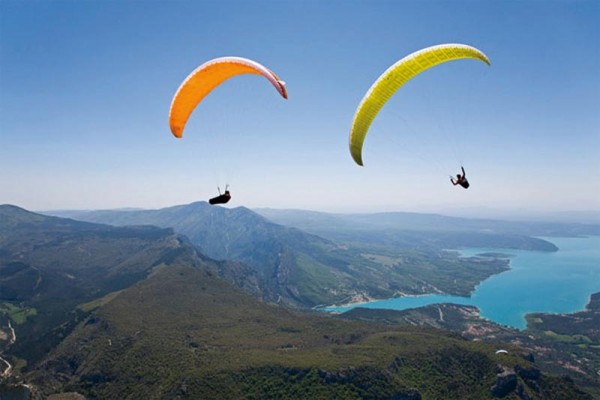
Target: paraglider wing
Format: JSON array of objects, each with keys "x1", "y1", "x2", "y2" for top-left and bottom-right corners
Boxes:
[
  {"x1": 348, "y1": 44, "x2": 490, "y2": 166},
  {"x1": 169, "y1": 57, "x2": 288, "y2": 138}
]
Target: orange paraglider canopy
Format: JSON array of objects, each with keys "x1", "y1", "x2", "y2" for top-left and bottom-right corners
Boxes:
[{"x1": 169, "y1": 56, "x2": 287, "y2": 138}]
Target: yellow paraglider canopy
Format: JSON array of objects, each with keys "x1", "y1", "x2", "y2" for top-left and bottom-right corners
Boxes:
[{"x1": 349, "y1": 43, "x2": 491, "y2": 166}]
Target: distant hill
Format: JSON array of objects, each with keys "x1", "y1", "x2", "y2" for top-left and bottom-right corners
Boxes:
[
  {"x1": 44, "y1": 202, "x2": 529, "y2": 308},
  {"x1": 45, "y1": 202, "x2": 350, "y2": 306},
  {"x1": 26, "y1": 263, "x2": 590, "y2": 400},
  {"x1": 254, "y1": 208, "x2": 600, "y2": 244},
  {"x1": 46, "y1": 202, "x2": 327, "y2": 271},
  {"x1": 0, "y1": 204, "x2": 260, "y2": 364}
]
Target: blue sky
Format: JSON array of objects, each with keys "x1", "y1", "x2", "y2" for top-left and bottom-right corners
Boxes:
[{"x1": 1, "y1": 0, "x2": 599, "y2": 217}]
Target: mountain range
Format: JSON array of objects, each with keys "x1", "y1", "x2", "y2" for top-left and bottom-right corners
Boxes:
[
  {"x1": 0, "y1": 204, "x2": 592, "y2": 399},
  {"x1": 254, "y1": 208, "x2": 600, "y2": 243},
  {"x1": 44, "y1": 201, "x2": 584, "y2": 309}
]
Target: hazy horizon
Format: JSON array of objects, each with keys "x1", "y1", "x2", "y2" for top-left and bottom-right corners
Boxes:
[{"x1": 25, "y1": 200, "x2": 600, "y2": 224}]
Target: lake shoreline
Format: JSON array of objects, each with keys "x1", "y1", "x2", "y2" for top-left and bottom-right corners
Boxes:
[
  {"x1": 319, "y1": 248, "x2": 517, "y2": 311},
  {"x1": 319, "y1": 236, "x2": 600, "y2": 329}
]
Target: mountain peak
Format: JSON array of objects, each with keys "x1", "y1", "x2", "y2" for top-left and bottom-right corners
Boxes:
[{"x1": 0, "y1": 204, "x2": 59, "y2": 229}]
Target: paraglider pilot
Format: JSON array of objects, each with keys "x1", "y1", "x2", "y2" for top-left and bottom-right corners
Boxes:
[
  {"x1": 209, "y1": 185, "x2": 231, "y2": 205},
  {"x1": 451, "y1": 166, "x2": 470, "y2": 189}
]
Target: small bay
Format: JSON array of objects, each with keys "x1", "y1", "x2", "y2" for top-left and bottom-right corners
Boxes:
[{"x1": 322, "y1": 236, "x2": 600, "y2": 329}]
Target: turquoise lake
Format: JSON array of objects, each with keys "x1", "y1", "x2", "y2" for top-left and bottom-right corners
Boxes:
[{"x1": 322, "y1": 236, "x2": 600, "y2": 329}]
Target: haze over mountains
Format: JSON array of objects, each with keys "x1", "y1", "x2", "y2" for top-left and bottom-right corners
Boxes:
[
  {"x1": 44, "y1": 201, "x2": 594, "y2": 309},
  {"x1": 1, "y1": 204, "x2": 595, "y2": 399},
  {"x1": 254, "y1": 208, "x2": 600, "y2": 240}
]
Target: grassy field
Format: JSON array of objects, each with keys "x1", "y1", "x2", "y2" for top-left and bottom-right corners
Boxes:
[{"x1": 0, "y1": 302, "x2": 37, "y2": 325}]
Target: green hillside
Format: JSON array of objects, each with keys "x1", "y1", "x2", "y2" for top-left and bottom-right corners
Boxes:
[
  {"x1": 341, "y1": 300, "x2": 600, "y2": 398},
  {"x1": 0, "y1": 205, "x2": 257, "y2": 365},
  {"x1": 28, "y1": 264, "x2": 589, "y2": 399}
]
